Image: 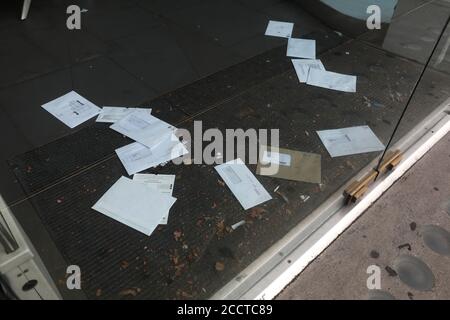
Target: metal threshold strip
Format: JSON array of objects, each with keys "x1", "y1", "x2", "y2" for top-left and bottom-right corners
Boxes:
[{"x1": 211, "y1": 97, "x2": 450, "y2": 300}]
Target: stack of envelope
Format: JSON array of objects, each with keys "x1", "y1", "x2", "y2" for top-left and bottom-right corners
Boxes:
[
  {"x1": 100, "y1": 107, "x2": 189, "y2": 175},
  {"x1": 92, "y1": 176, "x2": 177, "y2": 236}
]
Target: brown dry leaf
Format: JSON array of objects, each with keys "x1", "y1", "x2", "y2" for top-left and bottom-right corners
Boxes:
[
  {"x1": 120, "y1": 260, "x2": 129, "y2": 269},
  {"x1": 215, "y1": 261, "x2": 225, "y2": 272},
  {"x1": 217, "y1": 179, "x2": 225, "y2": 187},
  {"x1": 119, "y1": 287, "x2": 141, "y2": 297},
  {"x1": 177, "y1": 289, "x2": 193, "y2": 298},
  {"x1": 173, "y1": 230, "x2": 183, "y2": 241},
  {"x1": 216, "y1": 220, "x2": 228, "y2": 238},
  {"x1": 248, "y1": 207, "x2": 267, "y2": 220}
]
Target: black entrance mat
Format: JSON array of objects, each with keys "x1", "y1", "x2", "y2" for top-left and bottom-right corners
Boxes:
[{"x1": 8, "y1": 35, "x2": 450, "y2": 299}]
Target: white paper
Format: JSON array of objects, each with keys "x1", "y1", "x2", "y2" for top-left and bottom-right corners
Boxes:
[
  {"x1": 287, "y1": 38, "x2": 316, "y2": 59},
  {"x1": 261, "y1": 151, "x2": 291, "y2": 166},
  {"x1": 215, "y1": 159, "x2": 272, "y2": 210},
  {"x1": 116, "y1": 134, "x2": 188, "y2": 176},
  {"x1": 306, "y1": 69, "x2": 357, "y2": 93},
  {"x1": 92, "y1": 177, "x2": 176, "y2": 236},
  {"x1": 42, "y1": 91, "x2": 101, "y2": 128},
  {"x1": 133, "y1": 174, "x2": 175, "y2": 195},
  {"x1": 96, "y1": 107, "x2": 152, "y2": 123},
  {"x1": 133, "y1": 174, "x2": 176, "y2": 224},
  {"x1": 317, "y1": 126, "x2": 385, "y2": 157},
  {"x1": 110, "y1": 110, "x2": 175, "y2": 148},
  {"x1": 291, "y1": 59, "x2": 325, "y2": 83},
  {"x1": 264, "y1": 20, "x2": 294, "y2": 38}
]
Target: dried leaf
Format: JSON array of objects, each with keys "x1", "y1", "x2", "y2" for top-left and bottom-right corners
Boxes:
[
  {"x1": 119, "y1": 287, "x2": 141, "y2": 297},
  {"x1": 248, "y1": 207, "x2": 267, "y2": 220},
  {"x1": 173, "y1": 230, "x2": 183, "y2": 241},
  {"x1": 215, "y1": 261, "x2": 225, "y2": 272}
]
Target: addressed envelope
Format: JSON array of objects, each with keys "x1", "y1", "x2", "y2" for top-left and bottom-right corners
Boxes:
[
  {"x1": 291, "y1": 59, "x2": 325, "y2": 83},
  {"x1": 133, "y1": 173, "x2": 176, "y2": 225},
  {"x1": 96, "y1": 106, "x2": 152, "y2": 123},
  {"x1": 264, "y1": 20, "x2": 294, "y2": 38},
  {"x1": 115, "y1": 134, "x2": 188, "y2": 176},
  {"x1": 110, "y1": 110, "x2": 175, "y2": 148},
  {"x1": 92, "y1": 176, "x2": 176, "y2": 236},
  {"x1": 42, "y1": 91, "x2": 101, "y2": 128},
  {"x1": 307, "y1": 69, "x2": 357, "y2": 93},
  {"x1": 317, "y1": 125, "x2": 385, "y2": 157},
  {"x1": 287, "y1": 38, "x2": 316, "y2": 59},
  {"x1": 256, "y1": 146, "x2": 321, "y2": 183},
  {"x1": 215, "y1": 158, "x2": 272, "y2": 210}
]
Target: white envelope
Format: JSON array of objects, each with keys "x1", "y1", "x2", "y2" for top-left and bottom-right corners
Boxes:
[
  {"x1": 291, "y1": 59, "x2": 325, "y2": 83},
  {"x1": 215, "y1": 158, "x2": 272, "y2": 210},
  {"x1": 96, "y1": 107, "x2": 152, "y2": 123},
  {"x1": 287, "y1": 38, "x2": 316, "y2": 59},
  {"x1": 264, "y1": 20, "x2": 294, "y2": 38},
  {"x1": 42, "y1": 91, "x2": 101, "y2": 128},
  {"x1": 307, "y1": 69, "x2": 357, "y2": 93},
  {"x1": 133, "y1": 174, "x2": 176, "y2": 225},
  {"x1": 317, "y1": 125, "x2": 385, "y2": 157},
  {"x1": 92, "y1": 177, "x2": 177, "y2": 236},
  {"x1": 116, "y1": 134, "x2": 188, "y2": 176},
  {"x1": 110, "y1": 110, "x2": 175, "y2": 148}
]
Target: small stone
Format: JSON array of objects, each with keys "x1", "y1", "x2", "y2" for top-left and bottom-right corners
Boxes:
[{"x1": 370, "y1": 250, "x2": 380, "y2": 259}]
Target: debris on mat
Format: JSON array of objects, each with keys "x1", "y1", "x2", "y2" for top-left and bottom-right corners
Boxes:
[{"x1": 231, "y1": 220, "x2": 246, "y2": 230}]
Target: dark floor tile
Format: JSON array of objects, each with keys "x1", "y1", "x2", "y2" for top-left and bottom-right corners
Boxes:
[
  {"x1": 71, "y1": 56, "x2": 157, "y2": 106},
  {"x1": 236, "y1": 0, "x2": 282, "y2": 10},
  {"x1": 109, "y1": 24, "x2": 200, "y2": 94},
  {"x1": 163, "y1": 0, "x2": 270, "y2": 47},
  {"x1": 83, "y1": 5, "x2": 163, "y2": 41},
  {"x1": 163, "y1": 24, "x2": 244, "y2": 78},
  {"x1": 228, "y1": 34, "x2": 287, "y2": 59},
  {"x1": 260, "y1": 0, "x2": 326, "y2": 29},
  {"x1": 0, "y1": 28, "x2": 65, "y2": 88},
  {"x1": 57, "y1": 0, "x2": 139, "y2": 14},
  {"x1": 0, "y1": 70, "x2": 73, "y2": 148},
  {"x1": 137, "y1": 0, "x2": 204, "y2": 15}
]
